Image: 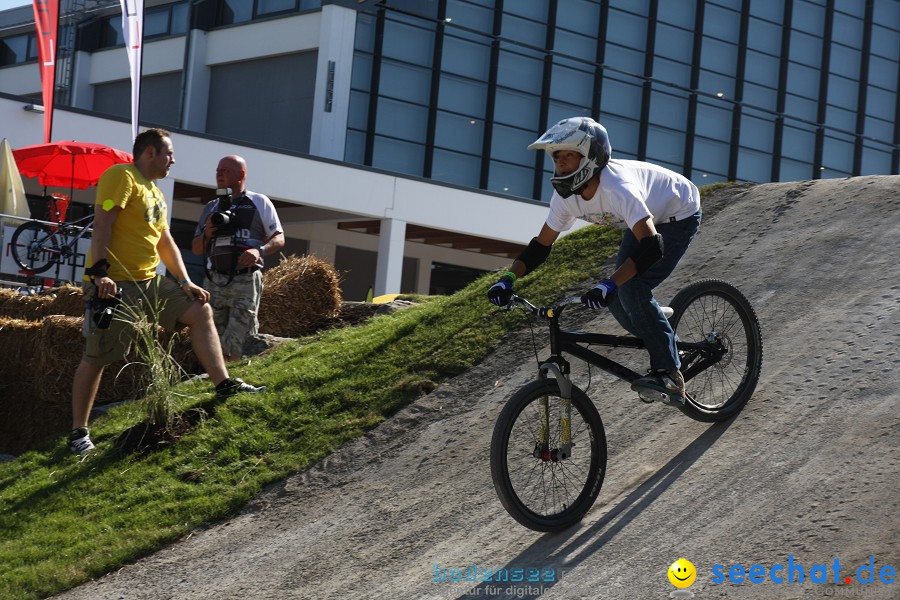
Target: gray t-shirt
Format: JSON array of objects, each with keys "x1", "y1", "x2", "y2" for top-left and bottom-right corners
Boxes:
[{"x1": 194, "y1": 190, "x2": 283, "y2": 272}]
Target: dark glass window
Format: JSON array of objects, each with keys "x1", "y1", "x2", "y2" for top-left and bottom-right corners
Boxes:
[
  {"x1": 434, "y1": 111, "x2": 484, "y2": 155},
  {"x1": 550, "y1": 62, "x2": 593, "y2": 107},
  {"x1": 601, "y1": 114, "x2": 640, "y2": 157},
  {"x1": 736, "y1": 148, "x2": 771, "y2": 182},
  {"x1": 746, "y1": 17, "x2": 781, "y2": 53},
  {"x1": 431, "y1": 148, "x2": 481, "y2": 188},
  {"x1": 501, "y1": 13, "x2": 546, "y2": 47},
  {"x1": 495, "y1": 88, "x2": 541, "y2": 130},
  {"x1": 496, "y1": 49, "x2": 543, "y2": 94},
  {"x1": 446, "y1": 0, "x2": 493, "y2": 33},
  {"x1": 0, "y1": 33, "x2": 37, "y2": 66},
  {"x1": 606, "y1": 8, "x2": 647, "y2": 49},
  {"x1": 491, "y1": 124, "x2": 534, "y2": 166},
  {"x1": 437, "y1": 74, "x2": 487, "y2": 118},
  {"x1": 382, "y1": 18, "x2": 434, "y2": 66},
  {"x1": 555, "y1": 0, "x2": 601, "y2": 37},
  {"x1": 600, "y1": 77, "x2": 642, "y2": 120},
  {"x1": 372, "y1": 136, "x2": 424, "y2": 176},
  {"x1": 488, "y1": 160, "x2": 533, "y2": 197},
  {"x1": 258, "y1": 0, "x2": 298, "y2": 17},
  {"x1": 655, "y1": 24, "x2": 693, "y2": 63},
  {"x1": 375, "y1": 97, "x2": 428, "y2": 143},
  {"x1": 657, "y1": 1, "x2": 694, "y2": 29},
  {"x1": 821, "y1": 135, "x2": 854, "y2": 176},
  {"x1": 100, "y1": 16, "x2": 124, "y2": 47},
  {"x1": 649, "y1": 91, "x2": 688, "y2": 130},
  {"x1": 646, "y1": 126, "x2": 685, "y2": 166},
  {"x1": 381, "y1": 61, "x2": 431, "y2": 104},
  {"x1": 781, "y1": 124, "x2": 816, "y2": 162},
  {"x1": 739, "y1": 113, "x2": 775, "y2": 152},
  {"x1": 443, "y1": 34, "x2": 490, "y2": 80}
]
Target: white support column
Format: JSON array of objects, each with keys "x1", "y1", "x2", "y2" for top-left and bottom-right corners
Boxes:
[
  {"x1": 416, "y1": 257, "x2": 431, "y2": 295},
  {"x1": 69, "y1": 51, "x2": 94, "y2": 110},
  {"x1": 180, "y1": 29, "x2": 210, "y2": 132},
  {"x1": 308, "y1": 4, "x2": 356, "y2": 160},
  {"x1": 374, "y1": 218, "x2": 405, "y2": 296}
]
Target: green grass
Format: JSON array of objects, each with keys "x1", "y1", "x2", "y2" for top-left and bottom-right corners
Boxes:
[{"x1": 0, "y1": 225, "x2": 622, "y2": 599}]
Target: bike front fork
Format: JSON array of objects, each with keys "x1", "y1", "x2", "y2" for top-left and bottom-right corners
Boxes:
[{"x1": 534, "y1": 361, "x2": 574, "y2": 461}]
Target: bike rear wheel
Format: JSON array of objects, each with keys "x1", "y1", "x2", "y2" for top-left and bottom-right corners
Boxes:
[
  {"x1": 11, "y1": 222, "x2": 60, "y2": 274},
  {"x1": 670, "y1": 279, "x2": 763, "y2": 422},
  {"x1": 490, "y1": 379, "x2": 607, "y2": 532}
]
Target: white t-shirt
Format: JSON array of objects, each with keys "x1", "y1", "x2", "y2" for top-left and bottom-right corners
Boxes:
[{"x1": 545, "y1": 159, "x2": 701, "y2": 232}]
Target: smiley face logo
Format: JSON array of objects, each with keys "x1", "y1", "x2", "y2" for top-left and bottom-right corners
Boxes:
[{"x1": 668, "y1": 558, "x2": 697, "y2": 588}]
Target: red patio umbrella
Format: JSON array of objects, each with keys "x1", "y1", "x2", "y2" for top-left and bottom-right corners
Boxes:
[{"x1": 12, "y1": 140, "x2": 133, "y2": 190}]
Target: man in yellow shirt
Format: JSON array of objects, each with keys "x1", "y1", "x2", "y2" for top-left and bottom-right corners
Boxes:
[{"x1": 68, "y1": 128, "x2": 264, "y2": 455}]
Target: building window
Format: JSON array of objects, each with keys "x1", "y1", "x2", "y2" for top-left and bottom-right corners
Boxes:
[
  {"x1": 217, "y1": 0, "x2": 321, "y2": 26},
  {"x1": 0, "y1": 33, "x2": 37, "y2": 66},
  {"x1": 96, "y1": 2, "x2": 190, "y2": 48}
]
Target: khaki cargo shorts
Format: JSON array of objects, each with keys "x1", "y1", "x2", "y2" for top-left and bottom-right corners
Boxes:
[{"x1": 82, "y1": 275, "x2": 195, "y2": 366}]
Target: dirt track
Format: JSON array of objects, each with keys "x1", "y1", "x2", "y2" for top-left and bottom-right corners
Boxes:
[{"x1": 54, "y1": 176, "x2": 900, "y2": 600}]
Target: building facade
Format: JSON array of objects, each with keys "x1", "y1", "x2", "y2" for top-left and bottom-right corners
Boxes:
[{"x1": 0, "y1": 0, "x2": 897, "y2": 295}]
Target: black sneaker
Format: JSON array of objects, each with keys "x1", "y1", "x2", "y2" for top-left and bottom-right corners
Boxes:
[
  {"x1": 631, "y1": 369, "x2": 686, "y2": 406},
  {"x1": 215, "y1": 377, "x2": 266, "y2": 399},
  {"x1": 68, "y1": 427, "x2": 95, "y2": 455}
]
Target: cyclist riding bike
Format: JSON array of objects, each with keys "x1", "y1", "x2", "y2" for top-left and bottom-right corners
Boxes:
[{"x1": 487, "y1": 116, "x2": 702, "y2": 404}]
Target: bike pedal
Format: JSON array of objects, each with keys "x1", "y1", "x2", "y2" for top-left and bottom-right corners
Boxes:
[{"x1": 637, "y1": 390, "x2": 668, "y2": 404}]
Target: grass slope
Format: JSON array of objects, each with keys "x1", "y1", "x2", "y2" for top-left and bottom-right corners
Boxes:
[{"x1": 0, "y1": 225, "x2": 623, "y2": 599}]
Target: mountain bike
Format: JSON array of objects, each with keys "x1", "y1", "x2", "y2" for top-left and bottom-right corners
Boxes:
[
  {"x1": 10, "y1": 205, "x2": 94, "y2": 274},
  {"x1": 489, "y1": 279, "x2": 763, "y2": 532}
]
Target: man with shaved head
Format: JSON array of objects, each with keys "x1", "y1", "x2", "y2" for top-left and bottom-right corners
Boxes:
[{"x1": 192, "y1": 155, "x2": 285, "y2": 362}]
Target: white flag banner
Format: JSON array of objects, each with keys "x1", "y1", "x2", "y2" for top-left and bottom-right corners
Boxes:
[{"x1": 120, "y1": 0, "x2": 144, "y2": 141}]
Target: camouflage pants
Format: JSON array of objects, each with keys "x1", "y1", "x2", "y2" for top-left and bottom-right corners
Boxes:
[{"x1": 203, "y1": 270, "x2": 263, "y2": 358}]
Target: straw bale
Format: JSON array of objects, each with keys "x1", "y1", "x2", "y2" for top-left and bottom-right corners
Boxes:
[
  {"x1": 258, "y1": 254, "x2": 342, "y2": 337},
  {"x1": 0, "y1": 288, "x2": 53, "y2": 320},
  {"x1": 0, "y1": 316, "x2": 203, "y2": 454},
  {"x1": 0, "y1": 318, "x2": 44, "y2": 453},
  {"x1": 46, "y1": 283, "x2": 87, "y2": 317}
]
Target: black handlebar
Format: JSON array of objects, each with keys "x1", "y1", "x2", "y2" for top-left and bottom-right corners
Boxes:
[{"x1": 504, "y1": 294, "x2": 582, "y2": 318}]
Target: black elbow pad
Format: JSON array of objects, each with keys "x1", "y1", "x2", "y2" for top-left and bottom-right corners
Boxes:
[
  {"x1": 630, "y1": 233, "x2": 664, "y2": 275},
  {"x1": 516, "y1": 237, "x2": 552, "y2": 276}
]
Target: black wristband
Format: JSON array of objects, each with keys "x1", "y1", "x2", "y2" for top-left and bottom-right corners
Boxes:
[{"x1": 84, "y1": 259, "x2": 110, "y2": 279}]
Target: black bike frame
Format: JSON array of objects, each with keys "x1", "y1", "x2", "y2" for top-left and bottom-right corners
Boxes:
[{"x1": 539, "y1": 303, "x2": 724, "y2": 386}]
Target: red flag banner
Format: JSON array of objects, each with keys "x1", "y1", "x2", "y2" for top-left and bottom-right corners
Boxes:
[{"x1": 32, "y1": 0, "x2": 59, "y2": 143}]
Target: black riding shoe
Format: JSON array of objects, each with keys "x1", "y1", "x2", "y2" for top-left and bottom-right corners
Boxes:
[{"x1": 215, "y1": 377, "x2": 266, "y2": 399}]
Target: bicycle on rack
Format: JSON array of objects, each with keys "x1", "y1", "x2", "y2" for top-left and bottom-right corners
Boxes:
[
  {"x1": 489, "y1": 279, "x2": 763, "y2": 532},
  {"x1": 10, "y1": 205, "x2": 94, "y2": 275}
]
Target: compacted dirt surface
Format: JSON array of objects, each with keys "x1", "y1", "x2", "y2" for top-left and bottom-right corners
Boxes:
[{"x1": 54, "y1": 176, "x2": 900, "y2": 600}]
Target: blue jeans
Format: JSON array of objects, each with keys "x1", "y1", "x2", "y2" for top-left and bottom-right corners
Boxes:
[{"x1": 606, "y1": 210, "x2": 701, "y2": 371}]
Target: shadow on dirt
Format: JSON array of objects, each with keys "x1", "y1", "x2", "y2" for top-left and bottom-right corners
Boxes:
[{"x1": 458, "y1": 416, "x2": 736, "y2": 600}]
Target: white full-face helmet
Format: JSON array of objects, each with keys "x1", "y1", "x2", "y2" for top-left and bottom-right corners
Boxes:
[{"x1": 527, "y1": 117, "x2": 612, "y2": 197}]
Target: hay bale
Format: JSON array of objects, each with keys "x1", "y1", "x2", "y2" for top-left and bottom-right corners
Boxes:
[
  {"x1": 258, "y1": 254, "x2": 342, "y2": 337},
  {"x1": 0, "y1": 307, "x2": 204, "y2": 455},
  {"x1": 0, "y1": 318, "x2": 44, "y2": 453},
  {"x1": 0, "y1": 288, "x2": 53, "y2": 320},
  {"x1": 46, "y1": 283, "x2": 87, "y2": 317}
]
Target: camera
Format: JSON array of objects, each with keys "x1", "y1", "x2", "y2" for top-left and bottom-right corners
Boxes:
[
  {"x1": 92, "y1": 290, "x2": 122, "y2": 329},
  {"x1": 210, "y1": 188, "x2": 235, "y2": 229}
]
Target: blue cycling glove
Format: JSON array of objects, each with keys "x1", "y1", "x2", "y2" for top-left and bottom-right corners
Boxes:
[
  {"x1": 488, "y1": 277, "x2": 514, "y2": 307},
  {"x1": 582, "y1": 278, "x2": 617, "y2": 309}
]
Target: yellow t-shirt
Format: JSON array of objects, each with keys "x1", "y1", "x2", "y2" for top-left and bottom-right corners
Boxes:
[{"x1": 87, "y1": 164, "x2": 169, "y2": 282}]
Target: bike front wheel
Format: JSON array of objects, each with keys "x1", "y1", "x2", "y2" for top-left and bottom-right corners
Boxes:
[
  {"x1": 11, "y1": 222, "x2": 60, "y2": 274},
  {"x1": 490, "y1": 379, "x2": 607, "y2": 532},
  {"x1": 670, "y1": 279, "x2": 763, "y2": 422}
]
